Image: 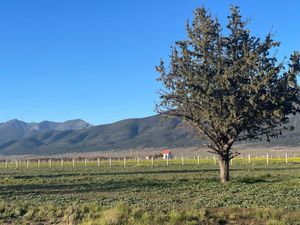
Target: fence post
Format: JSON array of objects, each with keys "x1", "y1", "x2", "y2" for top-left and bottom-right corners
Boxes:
[
  {"x1": 72, "y1": 158, "x2": 75, "y2": 168},
  {"x1": 197, "y1": 156, "x2": 200, "y2": 166},
  {"x1": 213, "y1": 156, "x2": 216, "y2": 165},
  {"x1": 151, "y1": 157, "x2": 154, "y2": 167},
  {"x1": 61, "y1": 159, "x2": 64, "y2": 167},
  {"x1": 166, "y1": 156, "x2": 169, "y2": 166},
  {"x1": 124, "y1": 157, "x2": 126, "y2": 167},
  {"x1": 38, "y1": 159, "x2": 40, "y2": 168},
  {"x1": 49, "y1": 159, "x2": 52, "y2": 168},
  {"x1": 266, "y1": 154, "x2": 269, "y2": 165},
  {"x1": 26, "y1": 160, "x2": 29, "y2": 169},
  {"x1": 5, "y1": 160, "x2": 8, "y2": 169},
  {"x1": 15, "y1": 160, "x2": 18, "y2": 169},
  {"x1": 285, "y1": 154, "x2": 288, "y2": 165},
  {"x1": 181, "y1": 155, "x2": 184, "y2": 166},
  {"x1": 248, "y1": 154, "x2": 251, "y2": 164},
  {"x1": 230, "y1": 158, "x2": 233, "y2": 165},
  {"x1": 137, "y1": 157, "x2": 140, "y2": 166},
  {"x1": 84, "y1": 158, "x2": 87, "y2": 167},
  {"x1": 97, "y1": 158, "x2": 100, "y2": 167},
  {"x1": 109, "y1": 158, "x2": 112, "y2": 167}
]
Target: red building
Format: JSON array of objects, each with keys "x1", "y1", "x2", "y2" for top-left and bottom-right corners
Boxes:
[{"x1": 162, "y1": 149, "x2": 174, "y2": 159}]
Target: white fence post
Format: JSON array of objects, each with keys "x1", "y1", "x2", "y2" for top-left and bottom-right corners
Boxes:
[
  {"x1": 84, "y1": 158, "x2": 87, "y2": 167},
  {"x1": 109, "y1": 158, "x2": 112, "y2": 167},
  {"x1": 151, "y1": 157, "x2": 154, "y2": 167},
  {"x1": 26, "y1": 160, "x2": 29, "y2": 169},
  {"x1": 248, "y1": 154, "x2": 251, "y2": 164},
  {"x1": 181, "y1": 155, "x2": 184, "y2": 166},
  {"x1": 5, "y1": 160, "x2": 8, "y2": 169},
  {"x1": 97, "y1": 158, "x2": 100, "y2": 167},
  {"x1": 197, "y1": 156, "x2": 200, "y2": 166},
  {"x1": 124, "y1": 157, "x2": 126, "y2": 167},
  {"x1": 49, "y1": 159, "x2": 52, "y2": 168},
  {"x1": 38, "y1": 159, "x2": 40, "y2": 168},
  {"x1": 267, "y1": 154, "x2": 269, "y2": 165},
  {"x1": 213, "y1": 156, "x2": 216, "y2": 165},
  {"x1": 285, "y1": 154, "x2": 288, "y2": 165}
]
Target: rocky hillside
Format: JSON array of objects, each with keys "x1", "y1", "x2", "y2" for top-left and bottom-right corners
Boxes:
[{"x1": 0, "y1": 114, "x2": 300, "y2": 156}]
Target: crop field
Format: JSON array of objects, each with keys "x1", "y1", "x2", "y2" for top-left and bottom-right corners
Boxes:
[{"x1": 0, "y1": 156, "x2": 300, "y2": 224}]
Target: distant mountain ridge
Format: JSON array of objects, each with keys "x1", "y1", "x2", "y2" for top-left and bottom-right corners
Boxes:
[
  {"x1": 0, "y1": 119, "x2": 92, "y2": 146},
  {"x1": 0, "y1": 114, "x2": 300, "y2": 156},
  {"x1": 0, "y1": 115, "x2": 201, "y2": 155}
]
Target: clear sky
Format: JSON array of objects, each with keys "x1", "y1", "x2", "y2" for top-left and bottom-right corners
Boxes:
[{"x1": 0, "y1": 0, "x2": 299, "y2": 125}]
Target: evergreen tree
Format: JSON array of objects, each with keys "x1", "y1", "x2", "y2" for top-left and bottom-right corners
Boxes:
[{"x1": 156, "y1": 6, "x2": 300, "y2": 182}]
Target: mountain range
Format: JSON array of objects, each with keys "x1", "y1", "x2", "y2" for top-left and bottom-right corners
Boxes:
[{"x1": 0, "y1": 114, "x2": 300, "y2": 156}]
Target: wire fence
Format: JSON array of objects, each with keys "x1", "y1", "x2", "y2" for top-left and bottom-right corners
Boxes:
[{"x1": 1, "y1": 153, "x2": 300, "y2": 169}]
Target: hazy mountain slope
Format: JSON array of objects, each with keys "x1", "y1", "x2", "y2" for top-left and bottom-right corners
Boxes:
[
  {"x1": 1, "y1": 114, "x2": 300, "y2": 156},
  {"x1": 0, "y1": 120, "x2": 28, "y2": 145},
  {"x1": 0, "y1": 115, "x2": 203, "y2": 155},
  {"x1": 0, "y1": 119, "x2": 92, "y2": 145}
]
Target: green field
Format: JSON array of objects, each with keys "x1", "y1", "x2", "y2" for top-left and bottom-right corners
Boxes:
[{"x1": 1, "y1": 157, "x2": 300, "y2": 224}]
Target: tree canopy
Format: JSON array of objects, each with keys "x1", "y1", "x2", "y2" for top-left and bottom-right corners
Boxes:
[{"x1": 156, "y1": 6, "x2": 300, "y2": 182}]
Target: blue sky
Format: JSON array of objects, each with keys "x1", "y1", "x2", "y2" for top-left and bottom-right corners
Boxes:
[{"x1": 0, "y1": 0, "x2": 299, "y2": 125}]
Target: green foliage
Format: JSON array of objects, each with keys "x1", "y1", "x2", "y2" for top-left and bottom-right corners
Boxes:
[
  {"x1": 156, "y1": 5, "x2": 300, "y2": 166},
  {"x1": 0, "y1": 162, "x2": 300, "y2": 223}
]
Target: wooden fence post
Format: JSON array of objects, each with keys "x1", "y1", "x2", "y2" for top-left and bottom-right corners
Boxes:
[
  {"x1": 213, "y1": 156, "x2": 216, "y2": 165},
  {"x1": 181, "y1": 155, "x2": 184, "y2": 166},
  {"x1": 72, "y1": 158, "x2": 75, "y2": 168},
  {"x1": 15, "y1": 160, "x2": 18, "y2": 169},
  {"x1": 166, "y1": 156, "x2": 169, "y2": 166},
  {"x1": 38, "y1": 159, "x2": 40, "y2": 168},
  {"x1": 5, "y1": 160, "x2": 8, "y2": 169},
  {"x1": 285, "y1": 154, "x2": 288, "y2": 165},
  {"x1": 49, "y1": 159, "x2": 52, "y2": 168},
  {"x1": 61, "y1": 159, "x2": 64, "y2": 167},
  {"x1": 97, "y1": 158, "x2": 100, "y2": 167},
  {"x1": 124, "y1": 157, "x2": 126, "y2": 167},
  {"x1": 151, "y1": 157, "x2": 154, "y2": 167},
  {"x1": 84, "y1": 158, "x2": 87, "y2": 167},
  {"x1": 197, "y1": 156, "x2": 200, "y2": 166},
  {"x1": 248, "y1": 154, "x2": 251, "y2": 164},
  {"x1": 26, "y1": 160, "x2": 29, "y2": 169},
  {"x1": 266, "y1": 154, "x2": 269, "y2": 165},
  {"x1": 109, "y1": 158, "x2": 112, "y2": 167}
]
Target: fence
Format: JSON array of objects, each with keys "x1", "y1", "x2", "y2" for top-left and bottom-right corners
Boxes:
[{"x1": 1, "y1": 154, "x2": 300, "y2": 170}]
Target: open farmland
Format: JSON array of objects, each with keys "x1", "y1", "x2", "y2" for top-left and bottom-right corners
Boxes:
[{"x1": 0, "y1": 156, "x2": 300, "y2": 224}]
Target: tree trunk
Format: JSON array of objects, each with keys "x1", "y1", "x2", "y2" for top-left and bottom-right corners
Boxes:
[{"x1": 219, "y1": 158, "x2": 230, "y2": 183}]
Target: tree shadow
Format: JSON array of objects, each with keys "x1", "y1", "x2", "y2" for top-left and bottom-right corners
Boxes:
[
  {"x1": 238, "y1": 177, "x2": 267, "y2": 184},
  {"x1": 7, "y1": 168, "x2": 221, "y2": 180},
  {"x1": 0, "y1": 178, "x2": 173, "y2": 197}
]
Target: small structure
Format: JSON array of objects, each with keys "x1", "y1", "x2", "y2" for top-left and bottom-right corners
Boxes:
[{"x1": 162, "y1": 149, "x2": 174, "y2": 159}]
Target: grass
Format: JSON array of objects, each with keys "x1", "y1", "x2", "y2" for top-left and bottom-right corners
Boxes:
[{"x1": 0, "y1": 157, "x2": 300, "y2": 224}]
